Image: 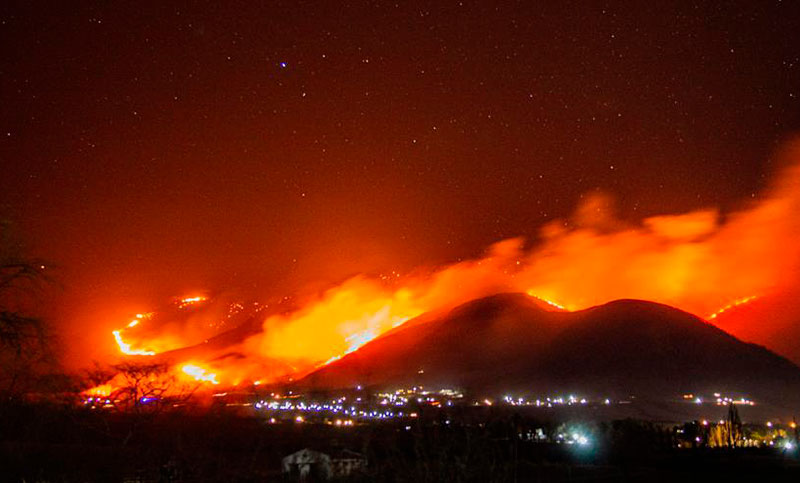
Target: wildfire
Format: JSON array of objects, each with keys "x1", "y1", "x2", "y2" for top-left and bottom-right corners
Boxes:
[
  {"x1": 527, "y1": 292, "x2": 569, "y2": 311},
  {"x1": 84, "y1": 383, "x2": 115, "y2": 397},
  {"x1": 111, "y1": 312, "x2": 156, "y2": 356},
  {"x1": 125, "y1": 312, "x2": 152, "y2": 328},
  {"x1": 112, "y1": 330, "x2": 156, "y2": 356},
  {"x1": 256, "y1": 282, "x2": 425, "y2": 367},
  {"x1": 182, "y1": 364, "x2": 219, "y2": 385},
  {"x1": 343, "y1": 311, "x2": 415, "y2": 354},
  {"x1": 707, "y1": 296, "x2": 759, "y2": 320},
  {"x1": 178, "y1": 296, "x2": 208, "y2": 308},
  {"x1": 95, "y1": 143, "x2": 800, "y2": 386},
  {"x1": 345, "y1": 329, "x2": 378, "y2": 353}
]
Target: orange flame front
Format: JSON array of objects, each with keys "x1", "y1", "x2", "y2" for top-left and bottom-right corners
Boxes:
[
  {"x1": 181, "y1": 364, "x2": 219, "y2": 385},
  {"x1": 101, "y1": 140, "x2": 800, "y2": 386},
  {"x1": 707, "y1": 295, "x2": 759, "y2": 320}
]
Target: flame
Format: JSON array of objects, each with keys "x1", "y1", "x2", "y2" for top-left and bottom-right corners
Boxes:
[
  {"x1": 112, "y1": 330, "x2": 156, "y2": 356},
  {"x1": 253, "y1": 283, "x2": 425, "y2": 366},
  {"x1": 84, "y1": 383, "x2": 115, "y2": 397},
  {"x1": 527, "y1": 292, "x2": 569, "y2": 311},
  {"x1": 707, "y1": 295, "x2": 759, "y2": 320},
  {"x1": 181, "y1": 363, "x2": 219, "y2": 384},
  {"x1": 111, "y1": 312, "x2": 156, "y2": 356},
  {"x1": 178, "y1": 296, "x2": 207, "y2": 308},
  {"x1": 96, "y1": 139, "x2": 800, "y2": 385}
]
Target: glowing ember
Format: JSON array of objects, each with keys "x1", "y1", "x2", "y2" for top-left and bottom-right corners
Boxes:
[
  {"x1": 707, "y1": 296, "x2": 759, "y2": 320},
  {"x1": 181, "y1": 364, "x2": 219, "y2": 384}
]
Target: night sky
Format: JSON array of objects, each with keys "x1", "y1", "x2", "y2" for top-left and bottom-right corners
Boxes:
[{"x1": 1, "y1": 1, "x2": 799, "y2": 353}]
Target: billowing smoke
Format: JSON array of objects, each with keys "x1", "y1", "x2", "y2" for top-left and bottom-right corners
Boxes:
[
  {"x1": 113, "y1": 138, "x2": 800, "y2": 384},
  {"x1": 523, "y1": 139, "x2": 800, "y2": 317}
]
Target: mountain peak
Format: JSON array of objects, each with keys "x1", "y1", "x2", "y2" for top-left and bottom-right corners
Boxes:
[{"x1": 300, "y1": 294, "x2": 800, "y2": 406}]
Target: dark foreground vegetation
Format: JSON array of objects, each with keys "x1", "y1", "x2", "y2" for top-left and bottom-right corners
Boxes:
[{"x1": 2, "y1": 401, "x2": 799, "y2": 482}]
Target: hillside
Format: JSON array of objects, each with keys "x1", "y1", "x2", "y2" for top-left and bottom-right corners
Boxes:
[
  {"x1": 710, "y1": 290, "x2": 800, "y2": 366},
  {"x1": 299, "y1": 294, "x2": 800, "y2": 403}
]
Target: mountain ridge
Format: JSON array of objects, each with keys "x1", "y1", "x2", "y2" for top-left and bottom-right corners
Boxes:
[{"x1": 298, "y1": 293, "x2": 800, "y2": 404}]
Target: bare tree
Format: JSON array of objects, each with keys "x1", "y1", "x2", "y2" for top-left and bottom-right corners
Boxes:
[
  {"x1": 104, "y1": 361, "x2": 200, "y2": 446},
  {"x1": 110, "y1": 362, "x2": 185, "y2": 415},
  {"x1": 0, "y1": 220, "x2": 54, "y2": 400}
]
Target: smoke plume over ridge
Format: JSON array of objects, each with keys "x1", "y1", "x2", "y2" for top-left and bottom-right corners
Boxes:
[{"x1": 119, "y1": 139, "x2": 800, "y2": 383}]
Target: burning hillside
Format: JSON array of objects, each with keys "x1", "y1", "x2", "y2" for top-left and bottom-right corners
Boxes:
[
  {"x1": 299, "y1": 294, "x2": 800, "y2": 404},
  {"x1": 94, "y1": 140, "x2": 800, "y2": 391}
]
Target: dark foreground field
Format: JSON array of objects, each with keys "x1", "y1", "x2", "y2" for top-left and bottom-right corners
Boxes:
[{"x1": 1, "y1": 402, "x2": 799, "y2": 482}]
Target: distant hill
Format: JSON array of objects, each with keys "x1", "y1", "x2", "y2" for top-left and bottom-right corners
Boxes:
[
  {"x1": 299, "y1": 293, "x2": 800, "y2": 404},
  {"x1": 711, "y1": 290, "x2": 800, "y2": 366}
]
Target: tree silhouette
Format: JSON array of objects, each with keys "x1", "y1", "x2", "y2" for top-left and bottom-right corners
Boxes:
[
  {"x1": 725, "y1": 402, "x2": 742, "y2": 448},
  {"x1": 0, "y1": 220, "x2": 54, "y2": 400},
  {"x1": 103, "y1": 361, "x2": 199, "y2": 447},
  {"x1": 110, "y1": 362, "x2": 184, "y2": 415}
]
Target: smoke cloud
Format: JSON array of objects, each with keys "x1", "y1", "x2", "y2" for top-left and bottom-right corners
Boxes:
[{"x1": 115, "y1": 138, "x2": 800, "y2": 383}]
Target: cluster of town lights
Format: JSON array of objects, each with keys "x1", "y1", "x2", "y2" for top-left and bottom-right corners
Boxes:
[
  {"x1": 80, "y1": 382, "x2": 800, "y2": 456},
  {"x1": 254, "y1": 398, "x2": 415, "y2": 422},
  {"x1": 683, "y1": 393, "x2": 755, "y2": 406},
  {"x1": 501, "y1": 394, "x2": 613, "y2": 407}
]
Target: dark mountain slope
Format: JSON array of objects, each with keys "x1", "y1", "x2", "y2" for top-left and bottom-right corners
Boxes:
[{"x1": 300, "y1": 294, "x2": 800, "y2": 403}]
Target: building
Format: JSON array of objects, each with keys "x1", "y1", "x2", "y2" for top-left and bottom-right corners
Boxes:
[
  {"x1": 329, "y1": 449, "x2": 367, "y2": 477},
  {"x1": 282, "y1": 448, "x2": 367, "y2": 480},
  {"x1": 282, "y1": 448, "x2": 331, "y2": 480}
]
